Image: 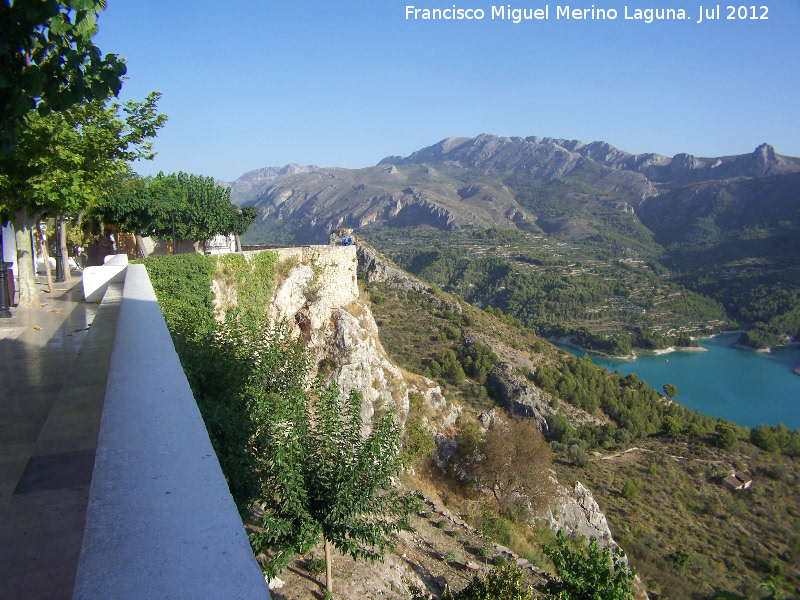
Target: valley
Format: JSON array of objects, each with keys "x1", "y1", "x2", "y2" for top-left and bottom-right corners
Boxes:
[{"x1": 213, "y1": 133, "x2": 800, "y2": 598}]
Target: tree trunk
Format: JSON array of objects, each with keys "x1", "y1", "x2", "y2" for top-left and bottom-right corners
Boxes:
[
  {"x1": 35, "y1": 222, "x2": 54, "y2": 294},
  {"x1": 135, "y1": 233, "x2": 149, "y2": 259},
  {"x1": 59, "y1": 217, "x2": 71, "y2": 281},
  {"x1": 235, "y1": 233, "x2": 242, "y2": 253},
  {"x1": 324, "y1": 537, "x2": 333, "y2": 595},
  {"x1": 13, "y1": 212, "x2": 39, "y2": 307}
]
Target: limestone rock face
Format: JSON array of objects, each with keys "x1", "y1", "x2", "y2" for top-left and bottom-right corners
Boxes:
[
  {"x1": 264, "y1": 246, "x2": 409, "y2": 430},
  {"x1": 547, "y1": 481, "x2": 614, "y2": 545},
  {"x1": 329, "y1": 306, "x2": 409, "y2": 429},
  {"x1": 404, "y1": 372, "x2": 447, "y2": 412},
  {"x1": 486, "y1": 362, "x2": 552, "y2": 434},
  {"x1": 545, "y1": 480, "x2": 648, "y2": 597}
]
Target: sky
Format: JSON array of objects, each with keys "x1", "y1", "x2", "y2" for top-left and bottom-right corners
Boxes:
[{"x1": 94, "y1": 0, "x2": 800, "y2": 182}]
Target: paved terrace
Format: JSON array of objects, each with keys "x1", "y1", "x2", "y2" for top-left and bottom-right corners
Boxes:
[{"x1": 0, "y1": 268, "x2": 270, "y2": 599}]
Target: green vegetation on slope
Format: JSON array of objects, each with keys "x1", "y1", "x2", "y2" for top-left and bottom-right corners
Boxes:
[
  {"x1": 140, "y1": 252, "x2": 418, "y2": 593},
  {"x1": 364, "y1": 227, "x2": 730, "y2": 355},
  {"x1": 368, "y1": 277, "x2": 800, "y2": 598}
]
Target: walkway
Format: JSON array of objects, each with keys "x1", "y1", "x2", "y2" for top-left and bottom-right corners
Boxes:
[{"x1": 0, "y1": 274, "x2": 120, "y2": 600}]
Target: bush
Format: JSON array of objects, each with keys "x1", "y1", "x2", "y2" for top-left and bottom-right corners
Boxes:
[
  {"x1": 443, "y1": 564, "x2": 532, "y2": 600},
  {"x1": 477, "y1": 507, "x2": 513, "y2": 545},
  {"x1": 670, "y1": 549, "x2": 691, "y2": 573},
  {"x1": 621, "y1": 479, "x2": 638, "y2": 501},
  {"x1": 403, "y1": 418, "x2": 435, "y2": 465},
  {"x1": 541, "y1": 530, "x2": 635, "y2": 599},
  {"x1": 411, "y1": 564, "x2": 533, "y2": 600},
  {"x1": 567, "y1": 443, "x2": 591, "y2": 468},
  {"x1": 305, "y1": 557, "x2": 326, "y2": 576}
]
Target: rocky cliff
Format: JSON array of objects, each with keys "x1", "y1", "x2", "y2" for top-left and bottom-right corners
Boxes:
[
  {"x1": 256, "y1": 245, "x2": 411, "y2": 430},
  {"x1": 232, "y1": 241, "x2": 641, "y2": 596}
]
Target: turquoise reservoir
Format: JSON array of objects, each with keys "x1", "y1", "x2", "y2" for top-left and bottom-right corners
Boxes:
[{"x1": 559, "y1": 333, "x2": 800, "y2": 430}]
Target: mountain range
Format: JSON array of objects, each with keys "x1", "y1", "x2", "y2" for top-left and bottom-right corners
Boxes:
[{"x1": 231, "y1": 135, "x2": 800, "y2": 269}]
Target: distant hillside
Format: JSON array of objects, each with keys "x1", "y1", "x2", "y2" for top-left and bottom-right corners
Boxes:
[
  {"x1": 239, "y1": 134, "x2": 800, "y2": 349},
  {"x1": 240, "y1": 135, "x2": 800, "y2": 250},
  {"x1": 217, "y1": 163, "x2": 317, "y2": 207}
]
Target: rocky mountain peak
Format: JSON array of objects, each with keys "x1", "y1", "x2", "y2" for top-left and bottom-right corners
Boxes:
[
  {"x1": 221, "y1": 163, "x2": 318, "y2": 206},
  {"x1": 754, "y1": 142, "x2": 777, "y2": 165}
]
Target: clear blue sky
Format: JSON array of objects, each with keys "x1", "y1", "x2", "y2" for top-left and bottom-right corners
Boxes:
[{"x1": 94, "y1": 0, "x2": 800, "y2": 182}]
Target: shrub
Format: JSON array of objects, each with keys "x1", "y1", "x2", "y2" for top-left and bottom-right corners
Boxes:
[
  {"x1": 670, "y1": 549, "x2": 691, "y2": 573},
  {"x1": 621, "y1": 479, "x2": 638, "y2": 501},
  {"x1": 305, "y1": 557, "x2": 326, "y2": 576},
  {"x1": 403, "y1": 418, "x2": 435, "y2": 466},
  {"x1": 478, "y1": 507, "x2": 513, "y2": 545},
  {"x1": 491, "y1": 555, "x2": 507, "y2": 567},
  {"x1": 567, "y1": 443, "x2": 591, "y2": 468},
  {"x1": 442, "y1": 564, "x2": 532, "y2": 600},
  {"x1": 541, "y1": 530, "x2": 635, "y2": 599}
]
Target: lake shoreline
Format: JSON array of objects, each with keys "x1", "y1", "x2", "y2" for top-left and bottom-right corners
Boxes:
[
  {"x1": 550, "y1": 336, "x2": 707, "y2": 362},
  {"x1": 731, "y1": 339, "x2": 800, "y2": 377},
  {"x1": 561, "y1": 331, "x2": 800, "y2": 429}
]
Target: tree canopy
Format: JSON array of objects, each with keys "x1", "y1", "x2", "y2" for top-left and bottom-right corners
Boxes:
[
  {"x1": 0, "y1": 91, "x2": 165, "y2": 305},
  {"x1": 95, "y1": 172, "x2": 257, "y2": 245},
  {"x1": 0, "y1": 92, "x2": 166, "y2": 223},
  {"x1": 1, "y1": 0, "x2": 127, "y2": 151}
]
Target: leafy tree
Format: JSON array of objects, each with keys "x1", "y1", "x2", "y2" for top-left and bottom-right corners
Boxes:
[
  {"x1": 464, "y1": 413, "x2": 554, "y2": 516},
  {"x1": 540, "y1": 530, "x2": 635, "y2": 600},
  {"x1": 0, "y1": 0, "x2": 127, "y2": 150},
  {"x1": 0, "y1": 93, "x2": 165, "y2": 304},
  {"x1": 751, "y1": 423, "x2": 781, "y2": 453},
  {"x1": 714, "y1": 422, "x2": 740, "y2": 450},
  {"x1": 231, "y1": 205, "x2": 259, "y2": 251},
  {"x1": 97, "y1": 172, "x2": 255, "y2": 254},
  {"x1": 248, "y1": 375, "x2": 419, "y2": 594},
  {"x1": 663, "y1": 383, "x2": 678, "y2": 398},
  {"x1": 661, "y1": 414, "x2": 683, "y2": 438}
]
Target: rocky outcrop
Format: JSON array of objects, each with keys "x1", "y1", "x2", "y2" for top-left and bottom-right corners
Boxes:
[
  {"x1": 544, "y1": 480, "x2": 648, "y2": 598},
  {"x1": 546, "y1": 481, "x2": 615, "y2": 546},
  {"x1": 486, "y1": 362, "x2": 552, "y2": 434},
  {"x1": 330, "y1": 229, "x2": 433, "y2": 293},
  {"x1": 261, "y1": 246, "x2": 411, "y2": 429},
  {"x1": 404, "y1": 371, "x2": 447, "y2": 412},
  {"x1": 329, "y1": 306, "x2": 409, "y2": 430}
]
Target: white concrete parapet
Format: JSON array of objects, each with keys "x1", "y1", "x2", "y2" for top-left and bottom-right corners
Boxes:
[
  {"x1": 83, "y1": 255, "x2": 130, "y2": 302},
  {"x1": 73, "y1": 264, "x2": 270, "y2": 600}
]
